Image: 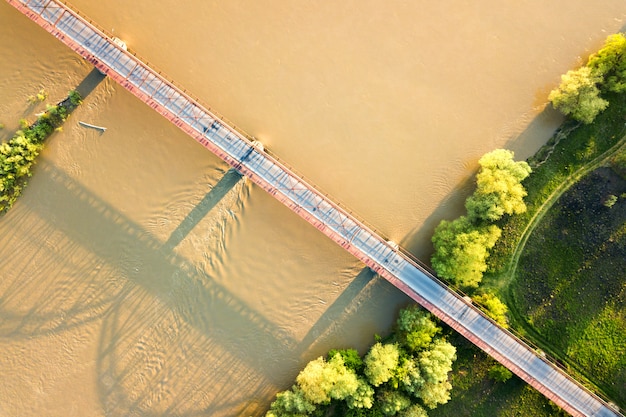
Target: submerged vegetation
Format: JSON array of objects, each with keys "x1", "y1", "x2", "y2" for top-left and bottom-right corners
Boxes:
[
  {"x1": 0, "y1": 89, "x2": 82, "y2": 213},
  {"x1": 266, "y1": 306, "x2": 457, "y2": 417}
]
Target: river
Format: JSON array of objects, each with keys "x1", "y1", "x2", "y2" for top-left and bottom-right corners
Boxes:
[{"x1": 0, "y1": 1, "x2": 624, "y2": 416}]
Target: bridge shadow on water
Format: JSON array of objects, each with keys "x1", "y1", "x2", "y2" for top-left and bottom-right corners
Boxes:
[
  {"x1": 0, "y1": 68, "x2": 386, "y2": 416},
  {"x1": 0, "y1": 70, "x2": 112, "y2": 339},
  {"x1": 162, "y1": 169, "x2": 243, "y2": 251},
  {"x1": 18, "y1": 157, "x2": 393, "y2": 415},
  {"x1": 74, "y1": 68, "x2": 107, "y2": 99},
  {"x1": 0, "y1": 156, "x2": 313, "y2": 415},
  {"x1": 296, "y1": 267, "x2": 376, "y2": 350},
  {"x1": 0, "y1": 70, "x2": 398, "y2": 415}
]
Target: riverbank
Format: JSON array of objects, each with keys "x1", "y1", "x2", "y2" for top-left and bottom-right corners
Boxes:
[
  {"x1": 429, "y1": 97, "x2": 626, "y2": 416},
  {"x1": 478, "y1": 91, "x2": 626, "y2": 410}
]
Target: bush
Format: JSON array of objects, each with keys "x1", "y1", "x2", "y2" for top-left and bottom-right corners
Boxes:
[
  {"x1": 488, "y1": 364, "x2": 513, "y2": 383},
  {"x1": 472, "y1": 293, "x2": 509, "y2": 327}
]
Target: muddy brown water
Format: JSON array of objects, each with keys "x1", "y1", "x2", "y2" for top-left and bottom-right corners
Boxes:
[{"x1": 1, "y1": 1, "x2": 625, "y2": 415}]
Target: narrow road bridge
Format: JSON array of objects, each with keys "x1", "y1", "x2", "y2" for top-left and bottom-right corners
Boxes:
[{"x1": 7, "y1": 1, "x2": 623, "y2": 416}]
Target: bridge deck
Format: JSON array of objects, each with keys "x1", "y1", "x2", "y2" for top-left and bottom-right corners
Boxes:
[{"x1": 7, "y1": 1, "x2": 623, "y2": 416}]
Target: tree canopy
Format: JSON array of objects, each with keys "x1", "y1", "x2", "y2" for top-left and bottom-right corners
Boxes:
[
  {"x1": 431, "y1": 216, "x2": 501, "y2": 288},
  {"x1": 329, "y1": 348, "x2": 364, "y2": 372},
  {"x1": 396, "y1": 306, "x2": 440, "y2": 353},
  {"x1": 266, "y1": 387, "x2": 316, "y2": 417},
  {"x1": 364, "y1": 342, "x2": 401, "y2": 387},
  {"x1": 431, "y1": 149, "x2": 530, "y2": 288},
  {"x1": 548, "y1": 32, "x2": 626, "y2": 123},
  {"x1": 377, "y1": 389, "x2": 412, "y2": 416},
  {"x1": 296, "y1": 354, "x2": 359, "y2": 404},
  {"x1": 466, "y1": 149, "x2": 532, "y2": 222},
  {"x1": 587, "y1": 33, "x2": 626, "y2": 93},
  {"x1": 266, "y1": 306, "x2": 457, "y2": 417},
  {"x1": 400, "y1": 404, "x2": 429, "y2": 417},
  {"x1": 548, "y1": 66, "x2": 608, "y2": 124},
  {"x1": 418, "y1": 339, "x2": 457, "y2": 385}
]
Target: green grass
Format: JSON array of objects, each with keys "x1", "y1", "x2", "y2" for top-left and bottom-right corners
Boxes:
[{"x1": 512, "y1": 167, "x2": 626, "y2": 407}]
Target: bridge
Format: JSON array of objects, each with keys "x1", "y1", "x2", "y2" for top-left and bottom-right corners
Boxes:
[{"x1": 7, "y1": 1, "x2": 623, "y2": 416}]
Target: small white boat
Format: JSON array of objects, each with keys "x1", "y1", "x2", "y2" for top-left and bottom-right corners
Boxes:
[{"x1": 79, "y1": 121, "x2": 107, "y2": 132}]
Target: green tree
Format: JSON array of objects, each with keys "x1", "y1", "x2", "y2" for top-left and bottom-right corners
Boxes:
[
  {"x1": 396, "y1": 357, "x2": 424, "y2": 396},
  {"x1": 488, "y1": 364, "x2": 513, "y2": 383},
  {"x1": 345, "y1": 378, "x2": 375, "y2": 410},
  {"x1": 548, "y1": 66, "x2": 608, "y2": 124},
  {"x1": 364, "y1": 343, "x2": 401, "y2": 387},
  {"x1": 587, "y1": 33, "x2": 626, "y2": 93},
  {"x1": 266, "y1": 386, "x2": 316, "y2": 417},
  {"x1": 465, "y1": 149, "x2": 532, "y2": 222},
  {"x1": 377, "y1": 389, "x2": 411, "y2": 416},
  {"x1": 473, "y1": 293, "x2": 509, "y2": 327},
  {"x1": 419, "y1": 339, "x2": 456, "y2": 384},
  {"x1": 431, "y1": 216, "x2": 501, "y2": 288},
  {"x1": 399, "y1": 404, "x2": 428, "y2": 417},
  {"x1": 328, "y1": 348, "x2": 363, "y2": 372},
  {"x1": 296, "y1": 354, "x2": 359, "y2": 404},
  {"x1": 414, "y1": 340, "x2": 456, "y2": 408},
  {"x1": 417, "y1": 380, "x2": 452, "y2": 409},
  {"x1": 396, "y1": 305, "x2": 441, "y2": 353}
]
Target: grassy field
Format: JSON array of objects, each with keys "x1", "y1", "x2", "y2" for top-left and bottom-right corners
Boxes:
[{"x1": 512, "y1": 166, "x2": 626, "y2": 407}]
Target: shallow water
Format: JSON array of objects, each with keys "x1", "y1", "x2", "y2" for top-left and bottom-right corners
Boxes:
[{"x1": 0, "y1": 1, "x2": 625, "y2": 415}]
